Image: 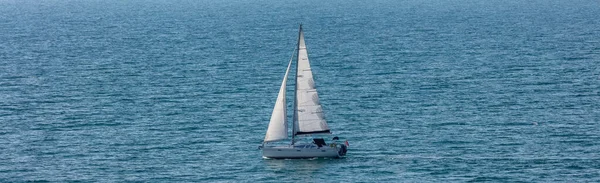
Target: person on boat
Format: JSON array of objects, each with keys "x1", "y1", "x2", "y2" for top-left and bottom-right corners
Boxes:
[{"x1": 313, "y1": 138, "x2": 327, "y2": 148}]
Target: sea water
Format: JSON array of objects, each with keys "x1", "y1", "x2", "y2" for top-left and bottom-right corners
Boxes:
[{"x1": 1, "y1": 0, "x2": 599, "y2": 182}]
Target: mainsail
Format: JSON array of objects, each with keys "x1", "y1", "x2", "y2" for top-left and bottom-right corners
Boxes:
[
  {"x1": 293, "y1": 25, "x2": 331, "y2": 136},
  {"x1": 263, "y1": 59, "x2": 293, "y2": 142}
]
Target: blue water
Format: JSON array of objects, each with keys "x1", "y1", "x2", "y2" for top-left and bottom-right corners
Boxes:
[{"x1": 1, "y1": 0, "x2": 599, "y2": 182}]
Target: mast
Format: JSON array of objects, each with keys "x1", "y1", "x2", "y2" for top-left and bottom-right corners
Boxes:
[{"x1": 291, "y1": 24, "x2": 302, "y2": 145}]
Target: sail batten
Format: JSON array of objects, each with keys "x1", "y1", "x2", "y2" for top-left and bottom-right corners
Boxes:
[{"x1": 293, "y1": 25, "x2": 331, "y2": 137}]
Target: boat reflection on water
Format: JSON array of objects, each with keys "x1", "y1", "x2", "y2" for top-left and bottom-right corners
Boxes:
[{"x1": 263, "y1": 157, "x2": 346, "y2": 181}]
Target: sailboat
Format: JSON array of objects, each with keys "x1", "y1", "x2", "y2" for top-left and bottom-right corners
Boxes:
[{"x1": 259, "y1": 25, "x2": 348, "y2": 159}]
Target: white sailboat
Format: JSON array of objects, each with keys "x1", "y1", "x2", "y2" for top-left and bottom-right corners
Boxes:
[{"x1": 260, "y1": 25, "x2": 348, "y2": 159}]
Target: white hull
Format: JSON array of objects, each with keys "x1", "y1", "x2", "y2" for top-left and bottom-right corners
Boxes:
[{"x1": 262, "y1": 144, "x2": 346, "y2": 159}]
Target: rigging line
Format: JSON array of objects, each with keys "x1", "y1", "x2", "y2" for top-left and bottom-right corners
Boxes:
[{"x1": 287, "y1": 48, "x2": 297, "y2": 68}]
